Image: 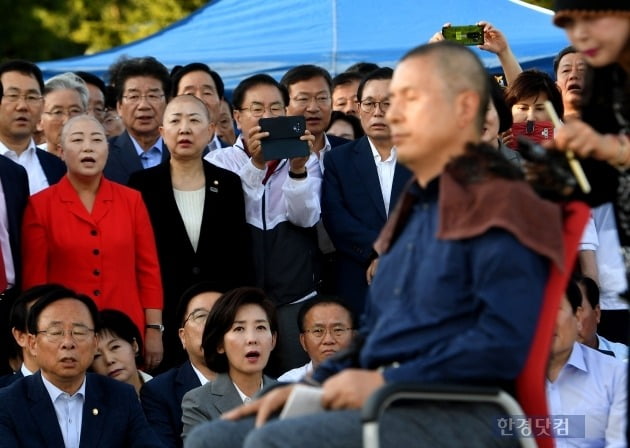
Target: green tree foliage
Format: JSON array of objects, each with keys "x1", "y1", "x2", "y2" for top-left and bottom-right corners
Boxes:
[{"x1": 2, "y1": 0, "x2": 208, "y2": 62}]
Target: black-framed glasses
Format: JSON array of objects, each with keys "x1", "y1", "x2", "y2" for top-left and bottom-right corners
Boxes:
[
  {"x1": 239, "y1": 103, "x2": 284, "y2": 117},
  {"x1": 358, "y1": 100, "x2": 391, "y2": 113},
  {"x1": 184, "y1": 309, "x2": 210, "y2": 326},
  {"x1": 303, "y1": 326, "x2": 353, "y2": 339},
  {"x1": 37, "y1": 325, "x2": 95, "y2": 343},
  {"x1": 122, "y1": 93, "x2": 165, "y2": 104}
]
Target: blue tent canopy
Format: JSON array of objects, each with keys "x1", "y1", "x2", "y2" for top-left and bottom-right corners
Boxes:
[{"x1": 37, "y1": 0, "x2": 568, "y2": 87}]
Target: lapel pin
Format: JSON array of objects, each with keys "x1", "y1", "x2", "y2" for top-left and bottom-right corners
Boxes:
[
  {"x1": 213, "y1": 180, "x2": 219, "y2": 185},
  {"x1": 92, "y1": 408, "x2": 99, "y2": 416}
]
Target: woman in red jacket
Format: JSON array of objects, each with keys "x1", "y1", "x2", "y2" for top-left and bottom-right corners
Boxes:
[{"x1": 22, "y1": 115, "x2": 164, "y2": 370}]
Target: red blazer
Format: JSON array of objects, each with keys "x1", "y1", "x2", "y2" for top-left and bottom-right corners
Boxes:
[{"x1": 22, "y1": 176, "x2": 163, "y2": 334}]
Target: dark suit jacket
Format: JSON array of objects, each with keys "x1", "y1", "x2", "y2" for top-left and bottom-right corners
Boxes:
[
  {"x1": 0, "y1": 370, "x2": 23, "y2": 389},
  {"x1": 0, "y1": 156, "x2": 29, "y2": 288},
  {"x1": 0, "y1": 371, "x2": 163, "y2": 448},
  {"x1": 35, "y1": 148, "x2": 66, "y2": 186},
  {"x1": 181, "y1": 373, "x2": 276, "y2": 439},
  {"x1": 326, "y1": 134, "x2": 350, "y2": 148},
  {"x1": 128, "y1": 160, "x2": 253, "y2": 368},
  {"x1": 140, "y1": 360, "x2": 201, "y2": 448},
  {"x1": 104, "y1": 131, "x2": 170, "y2": 185},
  {"x1": 322, "y1": 136, "x2": 412, "y2": 315}
]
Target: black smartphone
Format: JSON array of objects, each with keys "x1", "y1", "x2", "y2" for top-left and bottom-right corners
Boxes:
[
  {"x1": 442, "y1": 25, "x2": 484, "y2": 46},
  {"x1": 259, "y1": 116, "x2": 309, "y2": 161}
]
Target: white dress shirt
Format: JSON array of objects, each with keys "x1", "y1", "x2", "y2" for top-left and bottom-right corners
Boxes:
[
  {"x1": 0, "y1": 139, "x2": 49, "y2": 194},
  {"x1": 368, "y1": 138, "x2": 397, "y2": 215},
  {"x1": 546, "y1": 342, "x2": 627, "y2": 447},
  {"x1": 316, "y1": 135, "x2": 333, "y2": 174},
  {"x1": 42, "y1": 374, "x2": 86, "y2": 448},
  {"x1": 597, "y1": 334, "x2": 629, "y2": 362},
  {"x1": 278, "y1": 361, "x2": 313, "y2": 382},
  {"x1": 190, "y1": 362, "x2": 210, "y2": 386}
]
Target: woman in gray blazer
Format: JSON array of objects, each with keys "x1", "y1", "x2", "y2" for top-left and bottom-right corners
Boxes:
[{"x1": 181, "y1": 288, "x2": 278, "y2": 439}]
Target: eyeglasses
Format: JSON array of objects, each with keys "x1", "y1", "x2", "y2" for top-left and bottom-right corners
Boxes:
[
  {"x1": 36, "y1": 325, "x2": 95, "y2": 343},
  {"x1": 122, "y1": 93, "x2": 165, "y2": 104},
  {"x1": 184, "y1": 309, "x2": 210, "y2": 326},
  {"x1": 239, "y1": 103, "x2": 284, "y2": 117},
  {"x1": 291, "y1": 95, "x2": 331, "y2": 108},
  {"x1": 89, "y1": 106, "x2": 106, "y2": 117},
  {"x1": 303, "y1": 326, "x2": 353, "y2": 340},
  {"x1": 3, "y1": 92, "x2": 43, "y2": 105},
  {"x1": 43, "y1": 108, "x2": 85, "y2": 121},
  {"x1": 359, "y1": 100, "x2": 391, "y2": 114}
]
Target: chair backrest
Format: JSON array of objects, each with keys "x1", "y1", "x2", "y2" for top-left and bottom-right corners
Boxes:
[{"x1": 515, "y1": 201, "x2": 590, "y2": 448}]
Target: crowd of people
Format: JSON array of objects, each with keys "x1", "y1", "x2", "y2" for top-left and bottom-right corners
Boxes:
[{"x1": 0, "y1": 1, "x2": 625, "y2": 447}]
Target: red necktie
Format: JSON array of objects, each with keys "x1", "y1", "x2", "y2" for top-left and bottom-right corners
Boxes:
[
  {"x1": 0, "y1": 245, "x2": 8, "y2": 292},
  {"x1": 262, "y1": 160, "x2": 281, "y2": 185}
]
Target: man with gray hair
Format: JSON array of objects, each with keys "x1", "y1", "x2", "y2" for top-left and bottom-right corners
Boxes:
[{"x1": 39, "y1": 72, "x2": 89, "y2": 156}]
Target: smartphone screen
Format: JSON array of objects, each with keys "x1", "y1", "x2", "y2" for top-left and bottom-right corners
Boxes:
[
  {"x1": 442, "y1": 25, "x2": 484, "y2": 46},
  {"x1": 259, "y1": 116, "x2": 309, "y2": 161},
  {"x1": 508, "y1": 121, "x2": 554, "y2": 150}
]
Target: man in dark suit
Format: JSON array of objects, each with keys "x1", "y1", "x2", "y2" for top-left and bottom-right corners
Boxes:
[
  {"x1": 171, "y1": 62, "x2": 228, "y2": 152},
  {"x1": 322, "y1": 68, "x2": 412, "y2": 316},
  {"x1": 104, "y1": 57, "x2": 171, "y2": 184},
  {"x1": 0, "y1": 60, "x2": 65, "y2": 195},
  {"x1": 141, "y1": 282, "x2": 222, "y2": 448},
  {"x1": 0, "y1": 153, "x2": 29, "y2": 374},
  {"x1": 0, "y1": 287, "x2": 162, "y2": 447}
]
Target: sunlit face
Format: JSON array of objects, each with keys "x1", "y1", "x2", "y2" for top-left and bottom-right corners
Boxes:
[
  {"x1": 218, "y1": 304, "x2": 276, "y2": 378},
  {"x1": 562, "y1": 15, "x2": 630, "y2": 68},
  {"x1": 85, "y1": 83, "x2": 106, "y2": 123},
  {"x1": 233, "y1": 84, "x2": 285, "y2": 136},
  {"x1": 28, "y1": 299, "x2": 97, "y2": 390},
  {"x1": 358, "y1": 78, "x2": 391, "y2": 142},
  {"x1": 286, "y1": 76, "x2": 332, "y2": 137},
  {"x1": 551, "y1": 295, "x2": 580, "y2": 358},
  {"x1": 92, "y1": 331, "x2": 139, "y2": 386},
  {"x1": 481, "y1": 100, "x2": 500, "y2": 147},
  {"x1": 511, "y1": 93, "x2": 551, "y2": 123},
  {"x1": 60, "y1": 116, "x2": 108, "y2": 179},
  {"x1": 215, "y1": 100, "x2": 237, "y2": 146},
  {"x1": 576, "y1": 283, "x2": 600, "y2": 347},
  {"x1": 160, "y1": 96, "x2": 214, "y2": 160},
  {"x1": 179, "y1": 291, "x2": 222, "y2": 364},
  {"x1": 555, "y1": 52, "x2": 586, "y2": 115},
  {"x1": 327, "y1": 119, "x2": 355, "y2": 140},
  {"x1": 177, "y1": 70, "x2": 221, "y2": 124},
  {"x1": 116, "y1": 76, "x2": 166, "y2": 139},
  {"x1": 386, "y1": 56, "x2": 455, "y2": 171},
  {"x1": 332, "y1": 81, "x2": 359, "y2": 116},
  {"x1": 0, "y1": 71, "x2": 43, "y2": 142},
  {"x1": 41, "y1": 88, "x2": 85, "y2": 154},
  {"x1": 299, "y1": 304, "x2": 354, "y2": 368}
]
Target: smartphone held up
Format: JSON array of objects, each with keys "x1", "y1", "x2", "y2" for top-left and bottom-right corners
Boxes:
[
  {"x1": 259, "y1": 116, "x2": 310, "y2": 161},
  {"x1": 442, "y1": 25, "x2": 484, "y2": 46}
]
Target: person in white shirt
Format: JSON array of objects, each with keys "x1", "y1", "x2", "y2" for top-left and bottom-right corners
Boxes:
[
  {"x1": 0, "y1": 60, "x2": 66, "y2": 194},
  {"x1": 547, "y1": 278, "x2": 627, "y2": 447},
  {"x1": 278, "y1": 297, "x2": 355, "y2": 382}
]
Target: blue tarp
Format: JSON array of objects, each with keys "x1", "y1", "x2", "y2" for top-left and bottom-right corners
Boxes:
[{"x1": 37, "y1": 0, "x2": 569, "y2": 87}]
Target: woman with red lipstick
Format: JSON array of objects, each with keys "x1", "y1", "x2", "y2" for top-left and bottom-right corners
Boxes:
[
  {"x1": 91, "y1": 309, "x2": 152, "y2": 396},
  {"x1": 128, "y1": 95, "x2": 253, "y2": 372},
  {"x1": 21, "y1": 115, "x2": 164, "y2": 371},
  {"x1": 181, "y1": 287, "x2": 277, "y2": 440}
]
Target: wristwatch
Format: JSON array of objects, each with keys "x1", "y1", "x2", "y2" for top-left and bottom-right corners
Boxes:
[{"x1": 146, "y1": 324, "x2": 165, "y2": 332}]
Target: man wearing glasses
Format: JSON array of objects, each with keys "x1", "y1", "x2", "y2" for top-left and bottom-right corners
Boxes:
[
  {"x1": 0, "y1": 60, "x2": 66, "y2": 195},
  {"x1": 104, "y1": 56, "x2": 171, "y2": 184},
  {"x1": 278, "y1": 297, "x2": 355, "y2": 382},
  {"x1": 206, "y1": 74, "x2": 321, "y2": 376},
  {"x1": 322, "y1": 68, "x2": 411, "y2": 317},
  {"x1": 141, "y1": 282, "x2": 223, "y2": 448},
  {"x1": 0, "y1": 287, "x2": 161, "y2": 447}
]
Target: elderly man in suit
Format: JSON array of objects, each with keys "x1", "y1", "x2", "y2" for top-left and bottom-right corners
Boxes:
[
  {"x1": 104, "y1": 57, "x2": 171, "y2": 184},
  {"x1": 0, "y1": 60, "x2": 65, "y2": 195},
  {"x1": 0, "y1": 287, "x2": 162, "y2": 447},
  {"x1": 322, "y1": 67, "x2": 412, "y2": 316}
]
